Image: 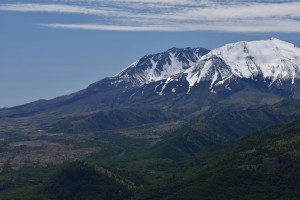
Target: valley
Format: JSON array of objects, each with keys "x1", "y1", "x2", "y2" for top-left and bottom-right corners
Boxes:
[{"x1": 1, "y1": 99, "x2": 300, "y2": 199}]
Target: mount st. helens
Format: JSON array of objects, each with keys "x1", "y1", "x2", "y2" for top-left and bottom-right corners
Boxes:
[{"x1": 0, "y1": 38, "x2": 300, "y2": 120}]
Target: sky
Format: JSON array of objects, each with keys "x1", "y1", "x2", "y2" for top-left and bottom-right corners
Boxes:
[{"x1": 1, "y1": 0, "x2": 300, "y2": 108}]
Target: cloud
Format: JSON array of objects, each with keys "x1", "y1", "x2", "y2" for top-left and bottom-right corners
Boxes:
[
  {"x1": 43, "y1": 24, "x2": 175, "y2": 31},
  {"x1": 0, "y1": 3, "x2": 122, "y2": 16},
  {"x1": 1, "y1": 1, "x2": 300, "y2": 33},
  {"x1": 43, "y1": 19, "x2": 300, "y2": 33}
]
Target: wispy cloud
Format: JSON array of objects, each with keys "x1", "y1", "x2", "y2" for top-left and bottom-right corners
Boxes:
[
  {"x1": 43, "y1": 20, "x2": 300, "y2": 33},
  {"x1": 0, "y1": 3, "x2": 123, "y2": 16},
  {"x1": 1, "y1": 0, "x2": 300, "y2": 33}
]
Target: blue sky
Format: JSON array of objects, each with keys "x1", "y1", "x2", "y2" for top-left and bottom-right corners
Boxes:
[{"x1": 1, "y1": 0, "x2": 300, "y2": 108}]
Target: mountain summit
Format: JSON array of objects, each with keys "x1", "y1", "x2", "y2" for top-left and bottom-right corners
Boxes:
[
  {"x1": 187, "y1": 38, "x2": 300, "y2": 88},
  {"x1": 112, "y1": 47, "x2": 209, "y2": 86}
]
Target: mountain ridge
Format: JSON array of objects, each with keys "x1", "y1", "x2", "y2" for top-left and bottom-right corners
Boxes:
[{"x1": 115, "y1": 47, "x2": 210, "y2": 86}]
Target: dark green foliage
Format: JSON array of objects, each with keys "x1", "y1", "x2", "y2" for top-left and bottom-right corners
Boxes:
[
  {"x1": 43, "y1": 162, "x2": 133, "y2": 200},
  {"x1": 2, "y1": 100, "x2": 300, "y2": 200},
  {"x1": 142, "y1": 119, "x2": 300, "y2": 199},
  {"x1": 0, "y1": 166, "x2": 60, "y2": 200},
  {"x1": 0, "y1": 162, "x2": 137, "y2": 200},
  {"x1": 2, "y1": 118, "x2": 300, "y2": 200}
]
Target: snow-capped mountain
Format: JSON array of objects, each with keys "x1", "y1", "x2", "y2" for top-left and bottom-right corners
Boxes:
[
  {"x1": 1, "y1": 38, "x2": 300, "y2": 119},
  {"x1": 157, "y1": 38, "x2": 300, "y2": 96},
  {"x1": 91, "y1": 38, "x2": 300, "y2": 97},
  {"x1": 114, "y1": 47, "x2": 210, "y2": 86}
]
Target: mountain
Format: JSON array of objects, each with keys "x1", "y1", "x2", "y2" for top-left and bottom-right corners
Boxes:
[{"x1": 0, "y1": 39, "x2": 299, "y2": 127}]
